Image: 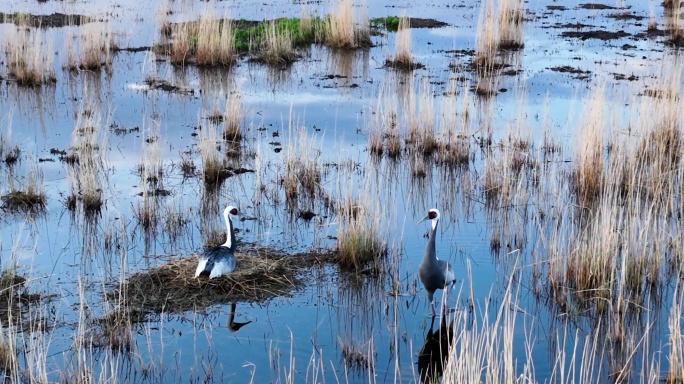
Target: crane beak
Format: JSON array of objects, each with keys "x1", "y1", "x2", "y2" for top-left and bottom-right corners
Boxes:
[{"x1": 417, "y1": 215, "x2": 430, "y2": 225}]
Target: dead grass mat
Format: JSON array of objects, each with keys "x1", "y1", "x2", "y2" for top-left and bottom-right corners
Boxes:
[{"x1": 114, "y1": 247, "x2": 335, "y2": 313}]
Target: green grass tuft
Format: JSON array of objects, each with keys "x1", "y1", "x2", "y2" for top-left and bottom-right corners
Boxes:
[{"x1": 371, "y1": 16, "x2": 400, "y2": 32}]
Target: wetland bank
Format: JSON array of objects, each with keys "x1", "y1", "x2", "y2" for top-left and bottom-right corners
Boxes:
[{"x1": 0, "y1": 0, "x2": 683, "y2": 382}]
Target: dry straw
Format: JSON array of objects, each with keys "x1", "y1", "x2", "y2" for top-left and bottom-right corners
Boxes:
[
  {"x1": 325, "y1": 0, "x2": 371, "y2": 49},
  {"x1": 113, "y1": 247, "x2": 335, "y2": 313}
]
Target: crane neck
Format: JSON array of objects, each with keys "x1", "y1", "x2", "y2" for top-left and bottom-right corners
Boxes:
[
  {"x1": 427, "y1": 218, "x2": 438, "y2": 246},
  {"x1": 422, "y1": 218, "x2": 439, "y2": 264},
  {"x1": 221, "y1": 212, "x2": 236, "y2": 250}
]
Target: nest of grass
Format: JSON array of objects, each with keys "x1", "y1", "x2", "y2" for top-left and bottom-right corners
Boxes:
[{"x1": 112, "y1": 247, "x2": 335, "y2": 313}]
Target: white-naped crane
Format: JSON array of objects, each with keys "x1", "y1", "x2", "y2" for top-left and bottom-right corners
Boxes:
[
  {"x1": 417, "y1": 208, "x2": 456, "y2": 317},
  {"x1": 195, "y1": 205, "x2": 240, "y2": 279}
]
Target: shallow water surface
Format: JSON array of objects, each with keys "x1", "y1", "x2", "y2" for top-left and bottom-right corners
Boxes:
[{"x1": 0, "y1": 0, "x2": 682, "y2": 383}]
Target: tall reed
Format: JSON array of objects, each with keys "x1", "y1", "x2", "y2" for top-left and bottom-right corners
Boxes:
[{"x1": 4, "y1": 26, "x2": 56, "y2": 86}]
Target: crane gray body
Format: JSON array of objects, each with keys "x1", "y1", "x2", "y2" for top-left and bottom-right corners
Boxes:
[
  {"x1": 195, "y1": 206, "x2": 240, "y2": 279},
  {"x1": 418, "y1": 208, "x2": 456, "y2": 316}
]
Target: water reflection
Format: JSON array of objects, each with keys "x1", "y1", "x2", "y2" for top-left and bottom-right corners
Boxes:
[
  {"x1": 418, "y1": 314, "x2": 453, "y2": 384},
  {"x1": 197, "y1": 66, "x2": 236, "y2": 109},
  {"x1": 226, "y1": 302, "x2": 252, "y2": 332},
  {"x1": 9, "y1": 83, "x2": 57, "y2": 139},
  {"x1": 335, "y1": 271, "x2": 383, "y2": 375},
  {"x1": 326, "y1": 48, "x2": 370, "y2": 89}
]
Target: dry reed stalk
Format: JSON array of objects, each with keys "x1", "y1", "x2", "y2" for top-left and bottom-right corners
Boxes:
[
  {"x1": 386, "y1": 16, "x2": 421, "y2": 69},
  {"x1": 665, "y1": 0, "x2": 683, "y2": 42},
  {"x1": 436, "y1": 79, "x2": 470, "y2": 167},
  {"x1": 63, "y1": 23, "x2": 78, "y2": 71},
  {"x1": 631, "y1": 59, "x2": 682, "y2": 207},
  {"x1": 404, "y1": 76, "x2": 436, "y2": 155},
  {"x1": 416, "y1": 77, "x2": 436, "y2": 154},
  {"x1": 1, "y1": 165, "x2": 47, "y2": 212},
  {"x1": 573, "y1": 85, "x2": 606, "y2": 206},
  {"x1": 299, "y1": 3, "x2": 318, "y2": 41},
  {"x1": 169, "y1": 21, "x2": 191, "y2": 65},
  {"x1": 563, "y1": 200, "x2": 619, "y2": 304},
  {"x1": 338, "y1": 336, "x2": 375, "y2": 372},
  {"x1": 334, "y1": 168, "x2": 387, "y2": 270},
  {"x1": 199, "y1": 114, "x2": 227, "y2": 187},
  {"x1": 195, "y1": 11, "x2": 235, "y2": 66},
  {"x1": 222, "y1": 89, "x2": 243, "y2": 142},
  {"x1": 0, "y1": 324, "x2": 18, "y2": 380},
  {"x1": 157, "y1": 0, "x2": 172, "y2": 38},
  {"x1": 282, "y1": 124, "x2": 322, "y2": 210},
  {"x1": 335, "y1": 202, "x2": 387, "y2": 270},
  {"x1": 259, "y1": 21, "x2": 297, "y2": 66},
  {"x1": 497, "y1": 0, "x2": 524, "y2": 50},
  {"x1": 283, "y1": 144, "x2": 299, "y2": 209},
  {"x1": 368, "y1": 78, "x2": 399, "y2": 157},
  {"x1": 326, "y1": 0, "x2": 370, "y2": 48},
  {"x1": 474, "y1": 0, "x2": 498, "y2": 71},
  {"x1": 4, "y1": 26, "x2": 56, "y2": 86},
  {"x1": 67, "y1": 106, "x2": 108, "y2": 213},
  {"x1": 367, "y1": 121, "x2": 384, "y2": 157},
  {"x1": 78, "y1": 22, "x2": 114, "y2": 70},
  {"x1": 440, "y1": 269, "x2": 521, "y2": 383},
  {"x1": 135, "y1": 120, "x2": 163, "y2": 231},
  {"x1": 665, "y1": 288, "x2": 684, "y2": 383}
]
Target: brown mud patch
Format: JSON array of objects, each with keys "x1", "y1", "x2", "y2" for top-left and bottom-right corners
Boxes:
[
  {"x1": 112, "y1": 46, "x2": 151, "y2": 53},
  {"x1": 384, "y1": 59, "x2": 426, "y2": 71},
  {"x1": 111, "y1": 247, "x2": 336, "y2": 313},
  {"x1": 561, "y1": 29, "x2": 631, "y2": 40},
  {"x1": 578, "y1": 3, "x2": 618, "y2": 10},
  {"x1": 551, "y1": 22, "x2": 594, "y2": 29},
  {"x1": 137, "y1": 189, "x2": 171, "y2": 197},
  {"x1": 144, "y1": 77, "x2": 194, "y2": 94},
  {"x1": 0, "y1": 12, "x2": 94, "y2": 28},
  {"x1": 607, "y1": 13, "x2": 645, "y2": 21},
  {"x1": 550, "y1": 66, "x2": 592, "y2": 80},
  {"x1": 404, "y1": 18, "x2": 449, "y2": 29},
  {"x1": 612, "y1": 73, "x2": 639, "y2": 81}
]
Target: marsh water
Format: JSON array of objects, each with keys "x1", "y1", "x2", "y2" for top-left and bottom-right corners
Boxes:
[{"x1": 0, "y1": 0, "x2": 681, "y2": 383}]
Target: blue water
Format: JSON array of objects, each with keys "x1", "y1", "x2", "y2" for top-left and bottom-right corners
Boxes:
[{"x1": 0, "y1": 0, "x2": 679, "y2": 382}]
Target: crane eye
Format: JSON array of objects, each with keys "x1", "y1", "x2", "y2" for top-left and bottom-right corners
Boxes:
[
  {"x1": 230, "y1": 208, "x2": 238, "y2": 215},
  {"x1": 428, "y1": 211, "x2": 437, "y2": 219}
]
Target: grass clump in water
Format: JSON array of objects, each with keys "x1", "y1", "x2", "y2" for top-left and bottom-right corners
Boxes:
[
  {"x1": 4, "y1": 26, "x2": 56, "y2": 86},
  {"x1": 335, "y1": 199, "x2": 387, "y2": 271},
  {"x1": 370, "y1": 16, "x2": 400, "y2": 32},
  {"x1": 234, "y1": 17, "x2": 323, "y2": 53},
  {"x1": 385, "y1": 16, "x2": 423, "y2": 70},
  {"x1": 256, "y1": 20, "x2": 298, "y2": 66},
  {"x1": 160, "y1": 2, "x2": 372, "y2": 67},
  {"x1": 1, "y1": 167, "x2": 47, "y2": 212},
  {"x1": 325, "y1": 0, "x2": 371, "y2": 49}
]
